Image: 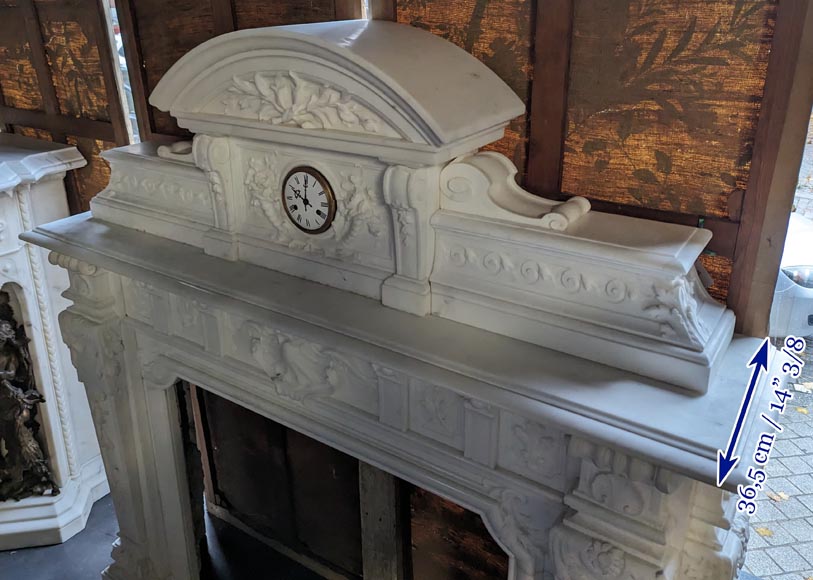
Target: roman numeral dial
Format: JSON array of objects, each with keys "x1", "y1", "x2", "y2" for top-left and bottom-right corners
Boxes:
[{"x1": 281, "y1": 166, "x2": 336, "y2": 234}]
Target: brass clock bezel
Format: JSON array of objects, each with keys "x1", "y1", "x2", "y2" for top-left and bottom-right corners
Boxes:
[{"x1": 281, "y1": 166, "x2": 337, "y2": 235}]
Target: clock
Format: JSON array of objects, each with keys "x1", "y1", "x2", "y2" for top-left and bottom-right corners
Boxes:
[{"x1": 282, "y1": 166, "x2": 336, "y2": 234}]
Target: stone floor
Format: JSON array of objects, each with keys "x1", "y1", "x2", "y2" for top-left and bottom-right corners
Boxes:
[
  {"x1": 0, "y1": 495, "x2": 116, "y2": 580},
  {"x1": 0, "y1": 495, "x2": 320, "y2": 580},
  {"x1": 742, "y1": 338, "x2": 813, "y2": 580}
]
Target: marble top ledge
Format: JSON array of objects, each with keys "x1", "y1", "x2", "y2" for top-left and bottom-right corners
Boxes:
[
  {"x1": 0, "y1": 133, "x2": 86, "y2": 192},
  {"x1": 23, "y1": 213, "x2": 773, "y2": 491}
]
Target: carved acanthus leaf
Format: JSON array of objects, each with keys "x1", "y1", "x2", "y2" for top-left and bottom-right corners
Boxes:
[
  {"x1": 486, "y1": 486, "x2": 545, "y2": 577},
  {"x1": 59, "y1": 312, "x2": 124, "y2": 396},
  {"x1": 645, "y1": 273, "x2": 710, "y2": 350},
  {"x1": 222, "y1": 71, "x2": 401, "y2": 139}
]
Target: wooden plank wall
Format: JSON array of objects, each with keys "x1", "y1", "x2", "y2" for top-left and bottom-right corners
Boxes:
[
  {"x1": 192, "y1": 387, "x2": 508, "y2": 580},
  {"x1": 117, "y1": 0, "x2": 362, "y2": 141},
  {"x1": 0, "y1": 0, "x2": 128, "y2": 212}
]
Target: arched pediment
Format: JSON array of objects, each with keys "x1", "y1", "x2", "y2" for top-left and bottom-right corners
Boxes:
[{"x1": 149, "y1": 20, "x2": 524, "y2": 150}]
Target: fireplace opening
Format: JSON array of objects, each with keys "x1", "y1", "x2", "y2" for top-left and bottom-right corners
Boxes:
[{"x1": 175, "y1": 383, "x2": 509, "y2": 580}]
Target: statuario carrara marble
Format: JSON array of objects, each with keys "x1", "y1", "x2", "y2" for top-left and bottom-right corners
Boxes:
[
  {"x1": 0, "y1": 134, "x2": 108, "y2": 550},
  {"x1": 22, "y1": 19, "x2": 773, "y2": 580}
]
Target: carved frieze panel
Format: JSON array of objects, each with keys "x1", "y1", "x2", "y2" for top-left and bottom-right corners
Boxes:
[
  {"x1": 168, "y1": 294, "x2": 208, "y2": 349},
  {"x1": 106, "y1": 164, "x2": 212, "y2": 219},
  {"x1": 221, "y1": 313, "x2": 379, "y2": 414},
  {"x1": 409, "y1": 380, "x2": 465, "y2": 451},
  {"x1": 237, "y1": 141, "x2": 394, "y2": 270},
  {"x1": 498, "y1": 412, "x2": 567, "y2": 491},
  {"x1": 121, "y1": 279, "x2": 153, "y2": 325}
]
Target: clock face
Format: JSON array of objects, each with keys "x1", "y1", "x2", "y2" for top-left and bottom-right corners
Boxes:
[{"x1": 281, "y1": 166, "x2": 336, "y2": 234}]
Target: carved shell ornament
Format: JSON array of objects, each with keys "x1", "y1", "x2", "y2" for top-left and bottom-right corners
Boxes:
[{"x1": 222, "y1": 71, "x2": 401, "y2": 139}]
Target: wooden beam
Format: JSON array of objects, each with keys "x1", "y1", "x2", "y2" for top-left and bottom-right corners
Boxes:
[
  {"x1": 115, "y1": 0, "x2": 155, "y2": 141},
  {"x1": 188, "y1": 385, "x2": 218, "y2": 507},
  {"x1": 0, "y1": 79, "x2": 10, "y2": 134},
  {"x1": 94, "y1": 0, "x2": 130, "y2": 145},
  {"x1": 18, "y1": 0, "x2": 65, "y2": 142},
  {"x1": 0, "y1": 106, "x2": 117, "y2": 142},
  {"x1": 369, "y1": 0, "x2": 396, "y2": 21},
  {"x1": 727, "y1": 0, "x2": 813, "y2": 336},
  {"x1": 525, "y1": 0, "x2": 574, "y2": 196},
  {"x1": 335, "y1": 0, "x2": 363, "y2": 20},
  {"x1": 359, "y1": 462, "x2": 404, "y2": 580},
  {"x1": 211, "y1": 0, "x2": 236, "y2": 36}
]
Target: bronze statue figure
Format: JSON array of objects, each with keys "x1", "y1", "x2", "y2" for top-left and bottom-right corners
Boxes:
[{"x1": 0, "y1": 291, "x2": 59, "y2": 501}]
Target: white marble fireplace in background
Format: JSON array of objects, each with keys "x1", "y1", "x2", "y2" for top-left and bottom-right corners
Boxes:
[
  {"x1": 0, "y1": 134, "x2": 108, "y2": 549},
  {"x1": 22, "y1": 19, "x2": 779, "y2": 580}
]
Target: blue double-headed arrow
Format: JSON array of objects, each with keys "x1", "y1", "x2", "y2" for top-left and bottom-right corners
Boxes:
[{"x1": 716, "y1": 338, "x2": 770, "y2": 487}]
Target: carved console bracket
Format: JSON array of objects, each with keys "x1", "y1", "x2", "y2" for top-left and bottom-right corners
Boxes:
[{"x1": 551, "y1": 438, "x2": 747, "y2": 580}]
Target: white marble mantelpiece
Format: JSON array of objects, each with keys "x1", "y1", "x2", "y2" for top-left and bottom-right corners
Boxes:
[
  {"x1": 25, "y1": 213, "x2": 768, "y2": 580},
  {"x1": 20, "y1": 19, "x2": 773, "y2": 580},
  {"x1": 0, "y1": 134, "x2": 108, "y2": 549}
]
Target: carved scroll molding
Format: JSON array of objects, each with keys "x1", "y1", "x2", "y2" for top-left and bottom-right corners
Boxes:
[
  {"x1": 549, "y1": 439, "x2": 746, "y2": 580},
  {"x1": 381, "y1": 164, "x2": 440, "y2": 315},
  {"x1": 222, "y1": 71, "x2": 401, "y2": 140},
  {"x1": 550, "y1": 437, "x2": 692, "y2": 580},
  {"x1": 440, "y1": 152, "x2": 591, "y2": 231}
]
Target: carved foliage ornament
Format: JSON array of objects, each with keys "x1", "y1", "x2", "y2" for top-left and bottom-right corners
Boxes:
[
  {"x1": 223, "y1": 71, "x2": 401, "y2": 139},
  {"x1": 445, "y1": 244, "x2": 630, "y2": 304},
  {"x1": 646, "y1": 273, "x2": 711, "y2": 350},
  {"x1": 244, "y1": 154, "x2": 385, "y2": 261},
  {"x1": 243, "y1": 322, "x2": 376, "y2": 403},
  {"x1": 107, "y1": 170, "x2": 210, "y2": 209}
]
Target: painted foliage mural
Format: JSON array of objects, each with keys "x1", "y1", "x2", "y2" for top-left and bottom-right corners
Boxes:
[
  {"x1": 397, "y1": 0, "x2": 533, "y2": 176},
  {"x1": 562, "y1": 0, "x2": 776, "y2": 218}
]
